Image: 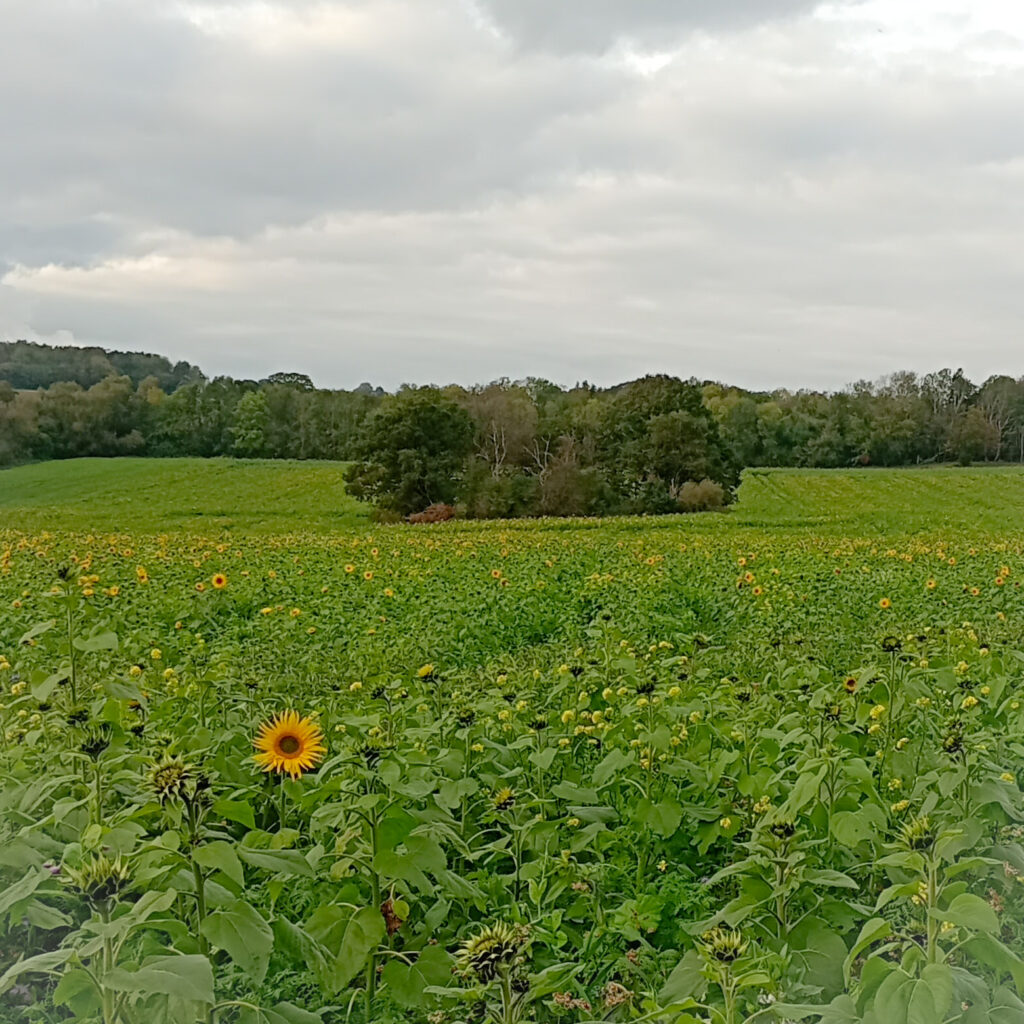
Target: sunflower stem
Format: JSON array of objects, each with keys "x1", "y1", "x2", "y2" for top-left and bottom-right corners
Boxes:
[{"x1": 365, "y1": 813, "x2": 380, "y2": 1022}]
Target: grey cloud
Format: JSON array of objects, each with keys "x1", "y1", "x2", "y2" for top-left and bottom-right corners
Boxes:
[
  {"x1": 0, "y1": 0, "x2": 629, "y2": 252},
  {"x1": 473, "y1": 0, "x2": 845, "y2": 52},
  {"x1": 3, "y1": 0, "x2": 1024, "y2": 392}
]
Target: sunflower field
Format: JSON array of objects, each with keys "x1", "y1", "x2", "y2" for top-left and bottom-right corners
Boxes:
[{"x1": 3, "y1": 460, "x2": 1024, "y2": 1024}]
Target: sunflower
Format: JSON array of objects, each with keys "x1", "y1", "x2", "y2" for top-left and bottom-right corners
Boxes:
[
  {"x1": 212, "y1": 573, "x2": 227, "y2": 589},
  {"x1": 878, "y1": 597, "x2": 891, "y2": 609},
  {"x1": 253, "y1": 711, "x2": 326, "y2": 779}
]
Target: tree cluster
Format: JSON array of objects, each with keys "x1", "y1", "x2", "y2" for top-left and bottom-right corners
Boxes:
[
  {"x1": 0, "y1": 339, "x2": 201, "y2": 392},
  {"x1": 3, "y1": 341, "x2": 1024, "y2": 518}
]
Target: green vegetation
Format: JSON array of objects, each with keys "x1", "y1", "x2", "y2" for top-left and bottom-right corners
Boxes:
[
  {"x1": 2, "y1": 462, "x2": 1024, "y2": 1023},
  {"x1": 5, "y1": 341, "x2": 1024, "y2": 521},
  {"x1": 0, "y1": 458, "x2": 366, "y2": 533}
]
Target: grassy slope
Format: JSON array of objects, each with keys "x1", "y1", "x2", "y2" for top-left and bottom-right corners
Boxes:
[
  {"x1": 0, "y1": 458, "x2": 366, "y2": 533},
  {"x1": 1, "y1": 457, "x2": 1023, "y2": 536},
  {"x1": 735, "y1": 465, "x2": 1024, "y2": 532}
]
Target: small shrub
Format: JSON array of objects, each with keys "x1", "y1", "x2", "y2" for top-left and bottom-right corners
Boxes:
[
  {"x1": 407, "y1": 503, "x2": 456, "y2": 524},
  {"x1": 675, "y1": 478, "x2": 726, "y2": 512}
]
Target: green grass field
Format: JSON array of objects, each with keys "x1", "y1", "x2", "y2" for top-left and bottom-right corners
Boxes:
[
  {"x1": 0, "y1": 458, "x2": 366, "y2": 533},
  {"x1": 4, "y1": 457, "x2": 1024, "y2": 536},
  {"x1": 2, "y1": 459, "x2": 1024, "y2": 1024}
]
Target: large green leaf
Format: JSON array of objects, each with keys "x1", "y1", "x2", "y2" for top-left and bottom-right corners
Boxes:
[
  {"x1": 0, "y1": 868, "x2": 45, "y2": 916},
  {"x1": 381, "y1": 945, "x2": 454, "y2": 1007},
  {"x1": 843, "y1": 917, "x2": 890, "y2": 984},
  {"x1": 0, "y1": 948, "x2": 72, "y2": 995},
  {"x1": 331, "y1": 906, "x2": 386, "y2": 992},
  {"x1": 213, "y1": 798, "x2": 256, "y2": 830},
  {"x1": 104, "y1": 954, "x2": 215, "y2": 1004},
  {"x1": 52, "y1": 968, "x2": 102, "y2": 1016},
  {"x1": 906, "y1": 964, "x2": 953, "y2": 1024},
  {"x1": 634, "y1": 797, "x2": 683, "y2": 838},
  {"x1": 931, "y1": 893, "x2": 998, "y2": 934},
  {"x1": 658, "y1": 950, "x2": 707, "y2": 1005},
  {"x1": 991, "y1": 987, "x2": 1024, "y2": 1024},
  {"x1": 194, "y1": 841, "x2": 245, "y2": 887},
  {"x1": 201, "y1": 899, "x2": 273, "y2": 984},
  {"x1": 237, "y1": 845, "x2": 313, "y2": 877}
]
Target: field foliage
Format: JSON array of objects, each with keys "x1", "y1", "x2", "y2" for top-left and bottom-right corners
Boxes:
[{"x1": 2, "y1": 460, "x2": 1024, "y2": 1024}]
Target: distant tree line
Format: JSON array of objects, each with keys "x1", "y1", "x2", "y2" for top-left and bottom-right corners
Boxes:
[
  {"x1": 0, "y1": 339, "x2": 202, "y2": 392},
  {"x1": 2, "y1": 341, "x2": 1023, "y2": 517}
]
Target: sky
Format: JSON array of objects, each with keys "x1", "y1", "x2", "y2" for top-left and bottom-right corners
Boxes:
[{"x1": 3, "y1": 0, "x2": 1024, "y2": 391}]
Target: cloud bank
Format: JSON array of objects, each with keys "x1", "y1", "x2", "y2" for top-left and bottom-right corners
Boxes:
[{"x1": 3, "y1": 0, "x2": 1024, "y2": 389}]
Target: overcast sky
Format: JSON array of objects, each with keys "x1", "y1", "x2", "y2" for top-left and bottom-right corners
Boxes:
[{"x1": 3, "y1": 0, "x2": 1024, "y2": 391}]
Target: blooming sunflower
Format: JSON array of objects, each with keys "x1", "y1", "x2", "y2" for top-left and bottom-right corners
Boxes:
[
  {"x1": 212, "y1": 573, "x2": 227, "y2": 589},
  {"x1": 253, "y1": 711, "x2": 326, "y2": 780}
]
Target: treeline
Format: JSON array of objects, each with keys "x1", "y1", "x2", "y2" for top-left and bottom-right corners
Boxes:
[
  {"x1": 0, "y1": 340, "x2": 202, "y2": 392},
  {"x1": 1, "y1": 340, "x2": 1024, "y2": 518}
]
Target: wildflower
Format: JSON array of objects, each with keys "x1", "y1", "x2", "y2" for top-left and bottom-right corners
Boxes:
[
  {"x1": 150, "y1": 648, "x2": 162, "y2": 661},
  {"x1": 869, "y1": 704, "x2": 887, "y2": 720},
  {"x1": 961, "y1": 695, "x2": 979, "y2": 710},
  {"x1": 253, "y1": 711, "x2": 326, "y2": 780},
  {"x1": 879, "y1": 598, "x2": 892, "y2": 609},
  {"x1": 212, "y1": 573, "x2": 227, "y2": 589},
  {"x1": 417, "y1": 664, "x2": 435, "y2": 679},
  {"x1": 1001, "y1": 773, "x2": 1015, "y2": 783},
  {"x1": 844, "y1": 677, "x2": 858, "y2": 693},
  {"x1": 349, "y1": 681, "x2": 363, "y2": 692},
  {"x1": 720, "y1": 817, "x2": 732, "y2": 830}
]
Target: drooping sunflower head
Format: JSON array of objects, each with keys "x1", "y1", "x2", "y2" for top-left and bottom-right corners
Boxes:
[
  {"x1": 900, "y1": 815, "x2": 937, "y2": 852},
  {"x1": 63, "y1": 854, "x2": 133, "y2": 906},
  {"x1": 456, "y1": 922, "x2": 530, "y2": 981},
  {"x1": 253, "y1": 711, "x2": 326, "y2": 780},
  {"x1": 701, "y1": 927, "x2": 749, "y2": 964},
  {"x1": 79, "y1": 723, "x2": 112, "y2": 761},
  {"x1": 147, "y1": 755, "x2": 210, "y2": 806}
]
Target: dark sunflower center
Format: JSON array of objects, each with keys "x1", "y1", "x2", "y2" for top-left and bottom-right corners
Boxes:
[{"x1": 278, "y1": 735, "x2": 301, "y2": 755}]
